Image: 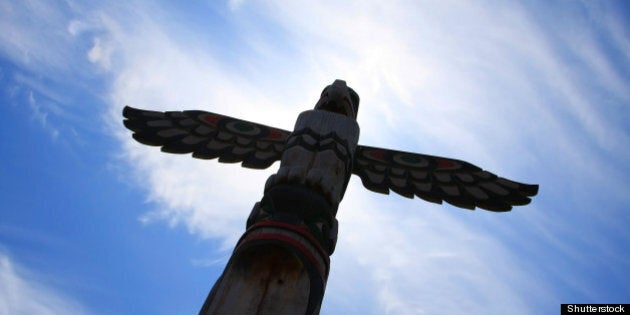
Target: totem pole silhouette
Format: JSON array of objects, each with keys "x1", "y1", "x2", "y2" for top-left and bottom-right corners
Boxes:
[{"x1": 123, "y1": 80, "x2": 538, "y2": 315}]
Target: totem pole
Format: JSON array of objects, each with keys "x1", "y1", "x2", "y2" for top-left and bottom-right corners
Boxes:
[{"x1": 122, "y1": 80, "x2": 538, "y2": 314}]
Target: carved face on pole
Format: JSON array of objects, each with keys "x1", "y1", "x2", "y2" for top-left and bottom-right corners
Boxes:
[{"x1": 314, "y1": 80, "x2": 360, "y2": 119}]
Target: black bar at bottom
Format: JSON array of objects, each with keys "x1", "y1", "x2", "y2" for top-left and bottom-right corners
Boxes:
[{"x1": 561, "y1": 304, "x2": 628, "y2": 314}]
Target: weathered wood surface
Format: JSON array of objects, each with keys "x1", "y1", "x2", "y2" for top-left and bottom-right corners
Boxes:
[{"x1": 199, "y1": 223, "x2": 326, "y2": 315}]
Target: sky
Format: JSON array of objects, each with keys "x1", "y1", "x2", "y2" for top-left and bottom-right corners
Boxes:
[{"x1": 0, "y1": 0, "x2": 628, "y2": 314}]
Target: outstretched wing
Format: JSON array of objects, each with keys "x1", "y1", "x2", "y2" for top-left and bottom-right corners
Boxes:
[
  {"x1": 352, "y1": 145, "x2": 538, "y2": 212},
  {"x1": 122, "y1": 106, "x2": 291, "y2": 169}
]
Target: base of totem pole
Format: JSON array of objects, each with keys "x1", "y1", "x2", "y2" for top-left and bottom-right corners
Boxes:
[{"x1": 199, "y1": 220, "x2": 330, "y2": 315}]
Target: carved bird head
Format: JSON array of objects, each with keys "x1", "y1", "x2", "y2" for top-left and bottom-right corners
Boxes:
[{"x1": 314, "y1": 79, "x2": 360, "y2": 119}]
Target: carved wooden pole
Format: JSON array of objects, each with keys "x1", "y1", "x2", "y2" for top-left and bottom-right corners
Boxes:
[
  {"x1": 199, "y1": 81, "x2": 360, "y2": 315},
  {"x1": 122, "y1": 79, "x2": 538, "y2": 315}
]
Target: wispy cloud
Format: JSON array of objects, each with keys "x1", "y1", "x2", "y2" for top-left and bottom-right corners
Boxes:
[
  {"x1": 27, "y1": 91, "x2": 59, "y2": 140},
  {"x1": 324, "y1": 187, "x2": 547, "y2": 315},
  {"x1": 0, "y1": 0, "x2": 83, "y2": 76},
  {"x1": 0, "y1": 252, "x2": 91, "y2": 315},
  {"x1": 0, "y1": 1, "x2": 106, "y2": 144}
]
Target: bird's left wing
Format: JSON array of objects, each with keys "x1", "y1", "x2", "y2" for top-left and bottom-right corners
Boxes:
[
  {"x1": 122, "y1": 106, "x2": 291, "y2": 169},
  {"x1": 352, "y1": 145, "x2": 538, "y2": 212}
]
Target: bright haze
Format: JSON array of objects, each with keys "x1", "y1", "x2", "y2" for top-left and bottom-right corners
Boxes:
[{"x1": 1, "y1": 1, "x2": 628, "y2": 314}]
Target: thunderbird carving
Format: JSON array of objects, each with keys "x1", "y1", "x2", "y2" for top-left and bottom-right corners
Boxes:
[{"x1": 124, "y1": 80, "x2": 540, "y2": 253}]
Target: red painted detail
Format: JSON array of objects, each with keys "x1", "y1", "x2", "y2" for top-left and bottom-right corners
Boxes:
[
  {"x1": 437, "y1": 159, "x2": 457, "y2": 169},
  {"x1": 236, "y1": 219, "x2": 330, "y2": 279},
  {"x1": 368, "y1": 149, "x2": 387, "y2": 161},
  {"x1": 244, "y1": 220, "x2": 329, "y2": 264},
  {"x1": 202, "y1": 114, "x2": 221, "y2": 126},
  {"x1": 238, "y1": 232, "x2": 327, "y2": 284},
  {"x1": 266, "y1": 129, "x2": 285, "y2": 140}
]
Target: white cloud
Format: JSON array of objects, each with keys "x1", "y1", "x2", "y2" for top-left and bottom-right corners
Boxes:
[
  {"x1": 0, "y1": 0, "x2": 81, "y2": 75},
  {"x1": 27, "y1": 91, "x2": 60, "y2": 140},
  {"x1": 0, "y1": 252, "x2": 90, "y2": 315},
  {"x1": 323, "y1": 185, "x2": 545, "y2": 315},
  {"x1": 88, "y1": 37, "x2": 114, "y2": 70}
]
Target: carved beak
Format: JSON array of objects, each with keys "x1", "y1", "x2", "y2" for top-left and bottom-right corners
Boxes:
[{"x1": 315, "y1": 79, "x2": 360, "y2": 119}]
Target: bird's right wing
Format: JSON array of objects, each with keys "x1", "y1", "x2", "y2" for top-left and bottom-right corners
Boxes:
[
  {"x1": 122, "y1": 106, "x2": 291, "y2": 169},
  {"x1": 352, "y1": 145, "x2": 538, "y2": 212}
]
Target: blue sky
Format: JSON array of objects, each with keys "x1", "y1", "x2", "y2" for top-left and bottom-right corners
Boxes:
[{"x1": 1, "y1": 1, "x2": 628, "y2": 314}]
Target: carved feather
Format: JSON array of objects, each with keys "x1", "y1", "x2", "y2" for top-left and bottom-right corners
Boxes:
[
  {"x1": 351, "y1": 145, "x2": 538, "y2": 212},
  {"x1": 122, "y1": 106, "x2": 290, "y2": 169}
]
